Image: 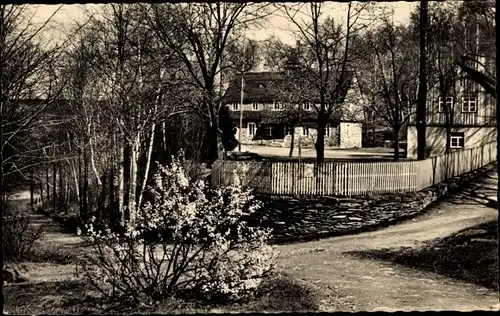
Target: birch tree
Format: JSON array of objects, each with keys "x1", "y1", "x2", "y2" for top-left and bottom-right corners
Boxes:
[{"x1": 68, "y1": 4, "x2": 190, "y2": 225}]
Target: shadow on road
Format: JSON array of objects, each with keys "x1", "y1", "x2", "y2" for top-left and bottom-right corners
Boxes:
[
  {"x1": 346, "y1": 220, "x2": 499, "y2": 291},
  {"x1": 441, "y1": 173, "x2": 497, "y2": 209}
]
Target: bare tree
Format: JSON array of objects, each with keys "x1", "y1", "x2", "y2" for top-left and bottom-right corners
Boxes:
[
  {"x1": 455, "y1": 0, "x2": 496, "y2": 99},
  {"x1": 146, "y1": 3, "x2": 273, "y2": 167},
  {"x1": 53, "y1": 4, "x2": 191, "y2": 227},
  {"x1": 357, "y1": 20, "x2": 419, "y2": 161},
  {"x1": 0, "y1": 4, "x2": 68, "y2": 311},
  {"x1": 261, "y1": 37, "x2": 316, "y2": 156},
  {"x1": 277, "y1": 2, "x2": 372, "y2": 164}
]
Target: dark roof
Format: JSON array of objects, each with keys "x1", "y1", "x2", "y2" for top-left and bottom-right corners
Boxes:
[
  {"x1": 224, "y1": 71, "x2": 353, "y2": 104},
  {"x1": 225, "y1": 72, "x2": 283, "y2": 103}
]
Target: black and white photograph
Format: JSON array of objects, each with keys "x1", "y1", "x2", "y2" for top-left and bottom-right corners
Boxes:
[{"x1": 0, "y1": 0, "x2": 498, "y2": 313}]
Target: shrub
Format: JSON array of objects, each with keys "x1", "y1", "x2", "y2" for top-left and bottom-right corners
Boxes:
[
  {"x1": 3, "y1": 207, "x2": 44, "y2": 262},
  {"x1": 250, "y1": 273, "x2": 321, "y2": 312},
  {"x1": 76, "y1": 156, "x2": 275, "y2": 307}
]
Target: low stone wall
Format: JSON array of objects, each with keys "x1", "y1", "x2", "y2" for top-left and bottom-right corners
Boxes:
[
  {"x1": 251, "y1": 163, "x2": 496, "y2": 244},
  {"x1": 38, "y1": 163, "x2": 496, "y2": 245}
]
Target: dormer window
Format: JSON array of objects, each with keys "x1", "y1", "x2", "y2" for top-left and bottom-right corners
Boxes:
[
  {"x1": 252, "y1": 102, "x2": 259, "y2": 111},
  {"x1": 438, "y1": 96, "x2": 453, "y2": 113},
  {"x1": 232, "y1": 103, "x2": 240, "y2": 111}
]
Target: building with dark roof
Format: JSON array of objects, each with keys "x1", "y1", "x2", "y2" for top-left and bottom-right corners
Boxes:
[{"x1": 223, "y1": 71, "x2": 363, "y2": 148}]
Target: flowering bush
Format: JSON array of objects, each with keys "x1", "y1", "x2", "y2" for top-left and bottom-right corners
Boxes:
[{"x1": 76, "y1": 155, "x2": 275, "y2": 306}]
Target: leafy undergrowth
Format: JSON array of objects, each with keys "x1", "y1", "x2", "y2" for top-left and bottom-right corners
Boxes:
[
  {"x1": 4, "y1": 272, "x2": 324, "y2": 314},
  {"x1": 347, "y1": 220, "x2": 499, "y2": 291}
]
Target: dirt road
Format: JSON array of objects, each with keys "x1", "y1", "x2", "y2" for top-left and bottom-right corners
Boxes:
[{"x1": 277, "y1": 172, "x2": 499, "y2": 311}]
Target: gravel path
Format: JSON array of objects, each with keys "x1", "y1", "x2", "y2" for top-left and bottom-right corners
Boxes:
[{"x1": 276, "y1": 172, "x2": 499, "y2": 311}]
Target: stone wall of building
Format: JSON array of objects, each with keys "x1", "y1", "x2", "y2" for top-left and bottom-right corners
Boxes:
[
  {"x1": 237, "y1": 125, "x2": 342, "y2": 147},
  {"x1": 339, "y1": 122, "x2": 362, "y2": 148}
]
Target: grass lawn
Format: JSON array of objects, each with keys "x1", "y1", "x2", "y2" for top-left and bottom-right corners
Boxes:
[{"x1": 235, "y1": 145, "x2": 405, "y2": 161}]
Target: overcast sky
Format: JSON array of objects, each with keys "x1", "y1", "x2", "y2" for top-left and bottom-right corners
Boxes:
[{"x1": 33, "y1": 2, "x2": 418, "y2": 45}]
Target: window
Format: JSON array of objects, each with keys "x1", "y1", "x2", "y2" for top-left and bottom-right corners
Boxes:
[
  {"x1": 302, "y1": 127, "x2": 309, "y2": 136},
  {"x1": 273, "y1": 102, "x2": 281, "y2": 110},
  {"x1": 462, "y1": 96, "x2": 477, "y2": 112},
  {"x1": 438, "y1": 96, "x2": 453, "y2": 113},
  {"x1": 265, "y1": 125, "x2": 273, "y2": 136},
  {"x1": 248, "y1": 122, "x2": 256, "y2": 136},
  {"x1": 325, "y1": 124, "x2": 331, "y2": 137},
  {"x1": 284, "y1": 125, "x2": 293, "y2": 136},
  {"x1": 232, "y1": 103, "x2": 240, "y2": 111},
  {"x1": 252, "y1": 102, "x2": 259, "y2": 111},
  {"x1": 450, "y1": 132, "x2": 465, "y2": 148},
  {"x1": 303, "y1": 102, "x2": 311, "y2": 110}
]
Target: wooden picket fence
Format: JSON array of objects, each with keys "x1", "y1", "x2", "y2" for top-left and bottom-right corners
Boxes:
[{"x1": 211, "y1": 142, "x2": 497, "y2": 196}]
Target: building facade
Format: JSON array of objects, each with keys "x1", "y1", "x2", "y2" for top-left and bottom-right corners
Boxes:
[
  {"x1": 407, "y1": 61, "x2": 496, "y2": 158},
  {"x1": 224, "y1": 72, "x2": 363, "y2": 149}
]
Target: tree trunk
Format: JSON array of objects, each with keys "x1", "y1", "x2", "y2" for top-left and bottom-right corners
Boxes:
[
  {"x1": 138, "y1": 123, "x2": 156, "y2": 209},
  {"x1": 59, "y1": 163, "x2": 63, "y2": 210},
  {"x1": 99, "y1": 171, "x2": 107, "y2": 220},
  {"x1": 39, "y1": 181, "x2": 44, "y2": 205},
  {"x1": 162, "y1": 121, "x2": 167, "y2": 154},
  {"x1": 30, "y1": 168, "x2": 34, "y2": 210},
  {"x1": 315, "y1": 115, "x2": 326, "y2": 164},
  {"x1": 289, "y1": 124, "x2": 295, "y2": 157},
  {"x1": 52, "y1": 155, "x2": 56, "y2": 213},
  {"x1": 206, "y1": 102, "x2": 221, "y2": 168},
  {"x1": 393, "y1": 136, "x2": 400, "y2": 161},
  {"x1": 64, "y1": 181, "x2": 69, "y2": 214},
  {"x1": 89, "y1": 132, "x2": 102, "y2": 188},
  {"x1": 78, "y1": 147, "x2": 83, "y2": 213},
  {"x1": 416, "y1": 0, "x2": 428, "y2": 160},
  {"x1": 128, "y1": 137, "x2": 139, "y2": 227},
  {"x1": 46, "y1": 166, "x2": 50, "y2": 202},
  {"x1": 445, "y1": 125, "x2": 452, "y2": 153},
  {"x1": 82, "y1": 145, "x2": 88, "y2": 219},
  {"x1": 70, "y1": 158, "x2": 80, "y2": 204},
  {"x1": 109, "y1": 163, "x2": 114, "y2": 214},
  {"x1": 118, "y1": 141, "x2": 125, "y2": 225}
]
